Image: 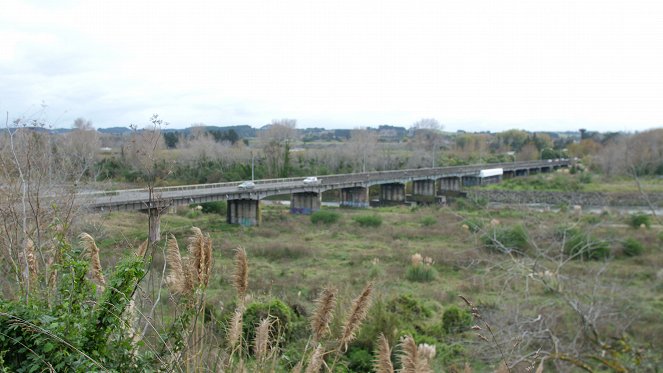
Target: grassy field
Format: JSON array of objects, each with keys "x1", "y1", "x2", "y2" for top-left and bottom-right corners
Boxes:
[{"x1": 80, "y1": 200, "x2": 663, "y2": 371}]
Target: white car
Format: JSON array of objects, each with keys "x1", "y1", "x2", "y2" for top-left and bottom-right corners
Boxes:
[
  {"x1": 237, "y1": 181, "x2": 255, "y2": 190},
  {"x1": 302, "y1": 176, "x2": 320, "y2": 185}
]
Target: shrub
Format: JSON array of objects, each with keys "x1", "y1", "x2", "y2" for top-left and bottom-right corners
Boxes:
[
  {"x1": 385, "y1": 293, "x2": 433, "y2": 322},
  {"x1": 441, "y1": 305, "x2": 473, "y2": 334},
  {"x1": 562, "y1": 227, "x2": 610, "y2": 260},
  {"x1": 310, "y1": 210, "x2": 340, "y2": 224},
  {"x1": 198, "y1": 201, "x2": 227, "y2": 214},
  {"x1": 405, "y1": 265, "x2": 437, "y2": 282},
  {"x1": 346, "y1": 347, "x2": 373, "y2": 372},
  {"x1": 186, "y1": 209, "x2": 202, "y2": 219},
  {"x1": 420, "y1": 216, "x2": 437, "y2": 227},
  {"x1": 623, "y1": 237, "x2": 645, "y2": 257},
  {"x1": 353, "y1": 214, "x2": 383, "y2": 227},
  {"x1": 482, "y1": 225, "x2": 529, "y2": 254},
  {"x1": 462, "y1": 218, "x2": 484, "y2": 233},
  {"x1": 242, "y1": 298, "x2": 295, "y2": 349},
  {"x1": 629, "y1": 213, "x2": 651, "y2": 229}
]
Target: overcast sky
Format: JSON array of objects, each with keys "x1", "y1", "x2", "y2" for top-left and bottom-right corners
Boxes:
[{"x1": 2, "y1": 0, "x2": 663, "y2": 132}]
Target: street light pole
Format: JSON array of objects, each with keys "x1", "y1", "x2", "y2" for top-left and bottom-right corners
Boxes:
[{"x1": 251, "y1": 150, "x2": 255, "y2": 181}]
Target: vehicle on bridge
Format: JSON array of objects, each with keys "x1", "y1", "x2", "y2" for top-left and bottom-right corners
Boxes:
[
  {"x1": 302, "y1": 176, "x2": 321, "y2": 185},
  {"x1": 237, "y1": 181, "x2": 255, "y2": 190}
]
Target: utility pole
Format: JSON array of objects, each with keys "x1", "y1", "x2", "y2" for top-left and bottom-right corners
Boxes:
[{"x1": 251, "y1": 150, "x2": 255, "y2": 181}]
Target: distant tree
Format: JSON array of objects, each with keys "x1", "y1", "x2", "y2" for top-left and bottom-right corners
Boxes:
[
  {"x1": 163, "y1": 132, "x2": 179, "y2": 148},
  {"x1": 259, "y1": 119, "x2": 297, "y2": 177},
  {"x1": 410, "y1": 118, "x2": 443, "y2": 167},
  {"x1": 348, "y1": 128, "x2": 378, "y2": 172}
]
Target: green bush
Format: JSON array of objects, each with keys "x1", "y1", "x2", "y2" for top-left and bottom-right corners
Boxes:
[
  {"x1": 242, "y1": 299, "x2": 295, "y2": 350},
  {"x1": 629, "y1": 213, "x2": 651, "y2": 229},
  {"x1": 462, "y1": 218, "x2": 484, "y2": 233},
  {"x1": 441, "y1": 305, "x2": 473, "y2": 334},
  {"x1": 186, "y1": 209, "x2": 202, "y2": 219},
  {"x1": 353, "y1": 214, "x2": 383, "y2": 227},
  {"x1": 346, "y1": 347, "x2": 373, "y2": 372},
  {"x1": 623, "y1": 237, "x2": 645, "y2": 257},
  {"x1": 482, "y1": 225, "x2": 529, "y2": 254},
  {"x1": 561, "y1": 227, "x2": 611, "y2": 260},
  {"x1": 198, "y1": 201, "x2": 227, "y2": 214},
  {"x1": 420, "y1": 216, "x2": 437, "y2": 227},
  {"x1": 386, "y1": 293, "x2": 433, "y2": 322},
  {"x1": 310, "y1": 210, "x2": 340, "y2": 224},
  {"x1": 405, "y1": 265, "x2": 437, "y2": 283}
]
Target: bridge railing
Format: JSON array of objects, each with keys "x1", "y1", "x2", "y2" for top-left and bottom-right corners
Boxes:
[{"x1": 83, "y1": 159, "x2": 570, "y2": 199}]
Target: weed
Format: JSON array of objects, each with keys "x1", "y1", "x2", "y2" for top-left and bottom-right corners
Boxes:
[
  {"x1": 629, "y1": 213, "x2": 651, "y2": 229},
  {"x1": 311, "y1": 210, "x2": 341, "y2": 224},
  {"x1": 353, "y1": 214, "x2": 383, "y2": 227},
  {"x1": 622, "y1": 237, "x2": 645, "y2": 257}
]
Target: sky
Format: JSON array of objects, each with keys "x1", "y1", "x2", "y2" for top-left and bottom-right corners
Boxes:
[{"x1": 1, "y1": 0, "x2": 663, "y2": 132}]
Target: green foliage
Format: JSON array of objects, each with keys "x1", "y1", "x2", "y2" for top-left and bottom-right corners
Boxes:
[
  {"x1": 352, "y1": 214, "x2": 383, "y2": 227},
  {"x1": 346, "y1": 347, "x2": 373, "y2": 372},
  {"x1": 242, "y1": 299, "x2": 295, "y2": 350},
  {"x1": 405, "y1": 265, "x2": 437, "y2": 282},
  {"x1": 462, "y1": 217, "x2": 484, "y2": 233},
  {"x1": 622, "y1": 237, "x2": 645, "y2": 257},
  {"x1": 441, "y1": 305, "x2": 472, "y2": 334},
  {"x1": 420, "y1": 216, "x2": 437, "y2": 227},
  {"x1": 455, "y1": 197, "x2": 488, "y2": 211},
  {"x1": 198, "y1": 201, "x2": 227, "y2": 215},
  {"x1": 629, "y1": 213, "x2": 651, "y2": 229},
  {"x1": 386, "y1": 294, "x2": 433, "y2": 322},
  {"x1": 484, "y1": 174, "x2": 582, "y2": 192},
  {"x1": 310, "y1": 210, "x2": 340, "y2": 224},
  {"x1": 186, "y1": 209, "x2": 202, "y2": 219},
  {"x1": 0, "y1": 236, "x2": 150, "y2": 372},
  {"x1": 561, "y1": 227, "x2": 610, "y2": 260},
  {"x1": 482, "y1": 224, "x2": 529, "y2": 254}
]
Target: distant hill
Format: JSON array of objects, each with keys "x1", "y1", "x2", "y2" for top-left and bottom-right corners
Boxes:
[{"x1": 98, "y1": 127, "x2": 132, "y2": 135}]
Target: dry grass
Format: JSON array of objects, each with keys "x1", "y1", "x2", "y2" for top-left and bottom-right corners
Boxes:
[
  {"x1": 79, "y1": 232, "x2": 105, "y2": 291},
  {"x1": 233, "y1": 246, "x2": 249, "y2": 300},
  {"x1": 340, "y1": 282, "x2": 374, "y2": 349},
  {"x1": 374, "y1": 333, "x2": 394, "y2": 373},
  {"x1": 310, "y1": 286, "x2": 337, "y2": 341}
]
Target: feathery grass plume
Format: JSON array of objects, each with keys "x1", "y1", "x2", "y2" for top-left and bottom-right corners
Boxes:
[
  {"x1": 254, "y1": 317, "x2": 273, "y2": 361},
  {"x1": 305, "y1": 344, "x2": 324, "y2": 373},
  {"x1": 397, "y1": 335, "x2": 431, "y2": 373},
  {"x1": 135, "y1": 239, "x2": 149, "y2": 257},
  {"x1": 79, "y1": 233, "x2": 105, "y2": 290},
  {"x1": 165, "y1": 235, "x2": 187, "y2": 294},
  {"x1": 227, "y1": 307, "x2": 244, "y2": 349},
  {"x1": 410, "y1": 253, "x2": 422, "y2": 267},
  {"x1": 233, "y1": 246, "x2": 249, "y2": 299},
  {"x1": 374, "y1": 333, "x2": 394, "y2": 373},
  {"x1": 186, "y1": 226, "x2": 210, "y2": 284},
  {"x1": 310, "y1": 286, "x2": 337, "y2": 341},
  {"x1": 201, "y1": 234, "x2": 213, "y2": 286},
  {"x1": 291, "y1": 361, "x2": 303, "y2": 373},
  {"x1": 340, "y1": 282, "x2": 373, "y2": 349},
  {"x1": 24, "y1": 238, "x2": 38, "y2": 282},
  {"x1": 417, "y1": 343, "x2": 436, "y2": 362}
]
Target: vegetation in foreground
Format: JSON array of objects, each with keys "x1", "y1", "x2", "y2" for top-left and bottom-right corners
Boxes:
[{"x1": 2, "y1": 198, "x2": 659, "y2": 372}]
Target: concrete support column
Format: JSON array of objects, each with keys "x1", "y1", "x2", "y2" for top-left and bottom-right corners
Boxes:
[
  {"x1": 503, "y1": 170, "x2": 515, "y2": 179},
  {"x1": 227, "y1": 199, "x2": 261, "y2": 226},
  {"x1": 379, "y1": 183, "x2": 405, "y2": 204},
  {"x1": 412, "y1": 179, "x2": 436, "y2": 196},
  {"x1": 290, "y1": 192, "x2": 321, "y2": 215},
  {"x1": 340, "y1": 186, "x2": 369, "y2": 208}
]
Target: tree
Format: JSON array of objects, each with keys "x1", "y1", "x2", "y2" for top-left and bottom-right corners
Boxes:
[
  {"x1": 410, "y1": 118, "x2": 443, "y2": 167},
  {"x1": 348, "y1": 128, "x2": 378, "y2": 172},
  {"x1": 259, "y1": 119, "x2": 297, "y2": 177}
]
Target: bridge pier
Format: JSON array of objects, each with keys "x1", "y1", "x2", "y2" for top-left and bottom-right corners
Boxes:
[
  {"x1": 439, "y1": 177, "x2": 462, "y2": 192},
  {"x1": 290, "y1": 192, "x2": 321, "y2": 214},
  {"x1": 503, "y1": 170, "x2": 515, "y2": 179},
  {"x1": 379, "y1": 183, "x2": 406, "y2": 204},
  {"x1": 515, "y1": 169, "x2": 529, "y2": 177},
  {"x1": 411, "y1": 179, "x2": 437, "y2": 203},
  {"x1": 340, "y1": 186, "x2": 369, "y2": 208},
  {"x1": 227, "y1": 199, "x2": 260, "y2": 226}
]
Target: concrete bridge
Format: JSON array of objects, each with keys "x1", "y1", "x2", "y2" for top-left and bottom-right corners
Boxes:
[{"x1": 81, "y1": 159, "x2": 569, "y2": 240}]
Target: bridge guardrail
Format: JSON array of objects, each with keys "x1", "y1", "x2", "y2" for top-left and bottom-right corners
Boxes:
[{"x1": 83, "y1": 159, "x2": 569, "y2": 201}]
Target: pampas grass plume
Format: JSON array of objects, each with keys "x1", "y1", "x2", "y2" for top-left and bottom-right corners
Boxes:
[{"x1": 374, "y1": 333, "x2": 394, "y2": 373}]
